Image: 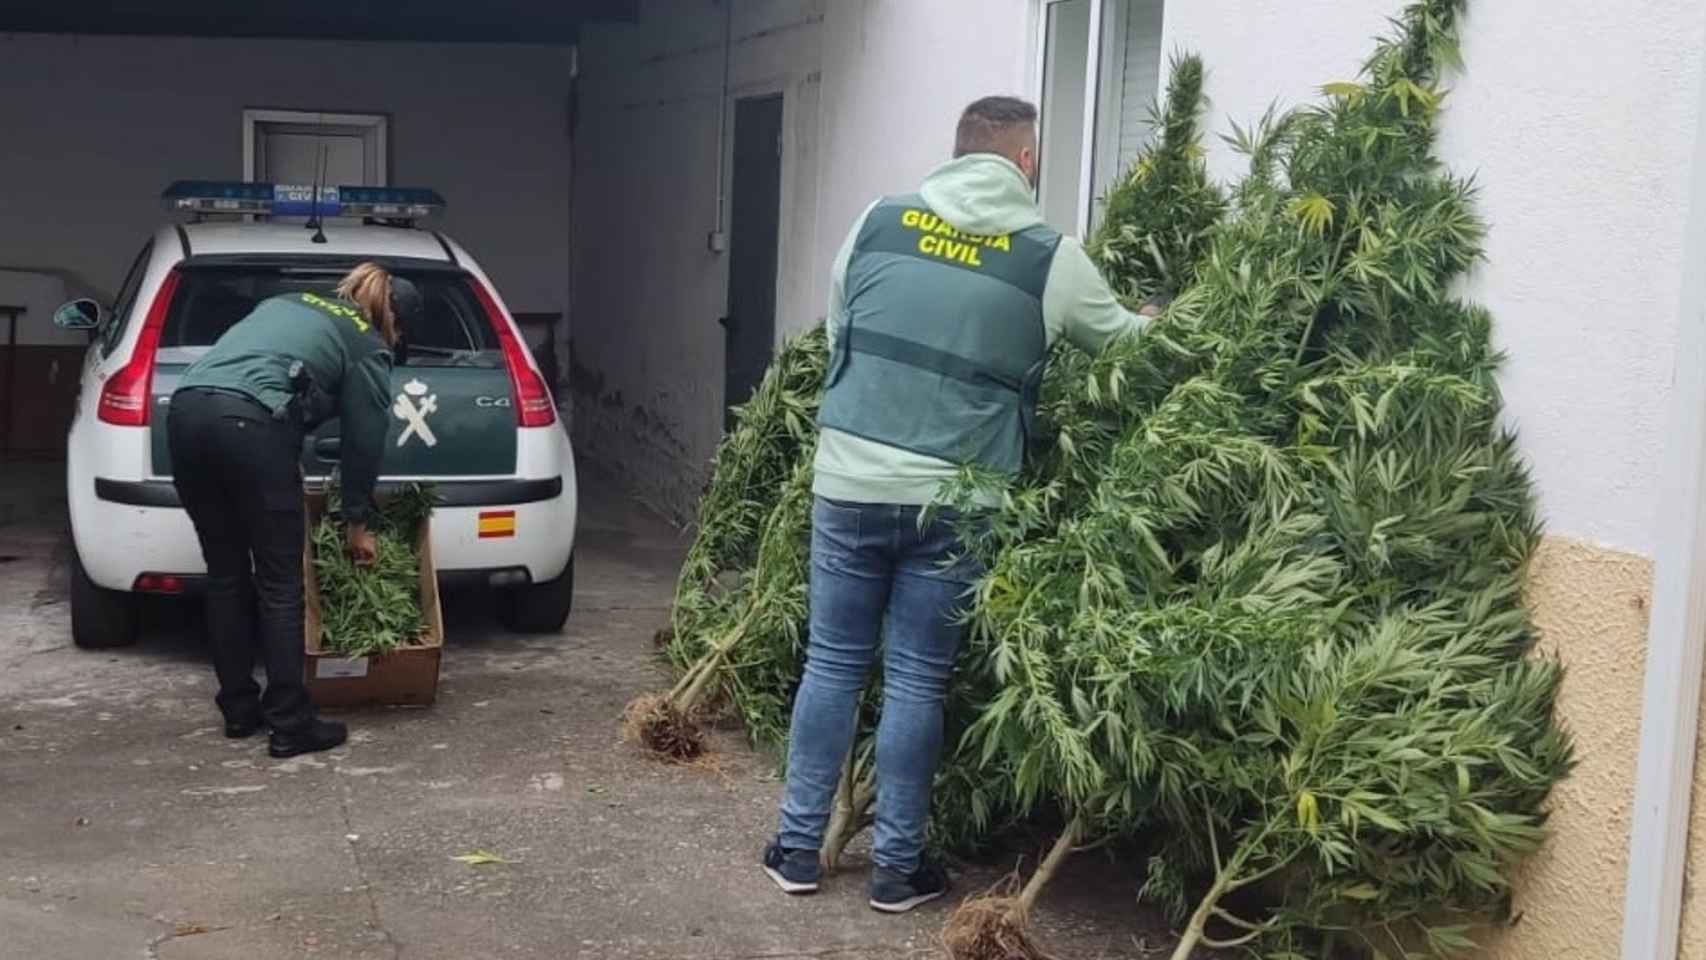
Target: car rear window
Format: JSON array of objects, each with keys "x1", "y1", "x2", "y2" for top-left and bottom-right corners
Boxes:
[{"x1": 156, "y1": 265, "x2": 500, "y2": 369}]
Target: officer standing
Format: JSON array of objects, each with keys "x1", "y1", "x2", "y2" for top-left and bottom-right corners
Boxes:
[
  {"x1": 761, "y1": 96, "x2": 1158, "y2": 911},
  {"x1": 168, "y1": 262, "x2": 421, "y2": 758}
]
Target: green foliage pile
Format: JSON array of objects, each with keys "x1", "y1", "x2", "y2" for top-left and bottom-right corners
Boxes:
[
  {"x1": 653, "y1": 3, "x2": 1573, "y2": 955},
  {"x1": 625, "y1": 328, "x2": 826, "y2": 758},
  {"x1": 312, "y1": 481, "x2": 439, "y2": 657}
]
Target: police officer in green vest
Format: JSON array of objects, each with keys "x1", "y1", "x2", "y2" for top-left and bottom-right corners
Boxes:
[
  {"x1": 762, "y1": 96, "x2": 1155, "y2": 911},
  {"x1": 168, "y1": 262, "x2": 420, "y2": 759}
]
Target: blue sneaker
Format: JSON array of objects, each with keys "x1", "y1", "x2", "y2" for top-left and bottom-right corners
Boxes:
[
  {"x1": 762, "y1": 841, "x2": 821, "y2": 895},
  {"x1": 869, "y1": 858, "x2": 950, "y2": 913}
]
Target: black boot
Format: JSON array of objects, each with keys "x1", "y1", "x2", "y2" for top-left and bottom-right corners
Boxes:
[
  {"x1": 225, "y1": 718, "x2": 266, "y2": 739},
  {"x1": 268, "y1": 719, "x2": 348, "y2": 758}
]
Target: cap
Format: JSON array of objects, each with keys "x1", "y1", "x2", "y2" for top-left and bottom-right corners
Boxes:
[{"x1": 390, "y1": 276, "x2": 424, "y2": 328}]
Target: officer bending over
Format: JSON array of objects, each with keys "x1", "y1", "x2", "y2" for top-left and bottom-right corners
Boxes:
[{"x1": 168, "y1": 262, "x2": 421, "y2": 758}]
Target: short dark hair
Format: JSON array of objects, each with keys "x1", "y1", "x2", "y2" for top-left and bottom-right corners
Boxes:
[{"x1": 954, "y1": 96, "x2": 1039, "y2": 159}]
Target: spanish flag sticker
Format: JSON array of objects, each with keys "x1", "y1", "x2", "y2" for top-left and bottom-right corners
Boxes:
[{"x1": 478, "y1": 510, "x2": 517, "y2": 539}]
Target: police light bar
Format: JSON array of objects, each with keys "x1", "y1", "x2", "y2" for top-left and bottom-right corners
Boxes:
[{"x1": 161, "y1": 181, "x2": 446, "y2": 219}]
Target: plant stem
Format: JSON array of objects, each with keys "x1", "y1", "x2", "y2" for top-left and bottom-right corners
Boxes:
[
  {"x1": 1171, "y1": 825, "x2": 1270, "y2": 960},
  {"x1": 1015, "y1": 816, "x2": 1083, "y2": 918},
  {"x1": 668, "y1": 607, "x2": 757, "y2": 709},
  {"x1": 822, "y1": 756, "x2": 875, "y2": 872},
  {"x1": 822, "y1": 753, "x2": 855, "y2": 871},
  {"x1": 1170, "y1": 869, "x2": 1230, "y2": 960}
]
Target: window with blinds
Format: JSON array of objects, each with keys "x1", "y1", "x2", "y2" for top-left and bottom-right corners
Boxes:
[{"x1": 1036, "y1": 0, "x2": 1166, "y2": 237}]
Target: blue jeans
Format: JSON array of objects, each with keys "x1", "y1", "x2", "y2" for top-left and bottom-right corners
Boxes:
[{"x1": 777, "y1": 495, "x2": 985, "y2": 875}]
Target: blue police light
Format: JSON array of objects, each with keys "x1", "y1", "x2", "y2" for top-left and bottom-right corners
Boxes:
[
  {"x1": 337, "y1": 186, "x2": 446, "y2": 219},
  {"x1": 161, "y1": 181, "x2": 446, "y2": 220}
]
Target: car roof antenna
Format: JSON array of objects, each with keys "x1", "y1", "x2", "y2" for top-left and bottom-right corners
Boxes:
[{"x1": 307, "y1": 143, "x2": 328, "y2": 244}]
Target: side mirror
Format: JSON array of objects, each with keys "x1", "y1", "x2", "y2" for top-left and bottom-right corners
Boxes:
[{"x1": 53, "y1": 298, "x2": 104, "y2": 332}]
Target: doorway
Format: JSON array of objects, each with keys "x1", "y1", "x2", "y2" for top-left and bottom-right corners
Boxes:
[{"x1": 723, "y1": 94, "x2": 784, "y2": 430}]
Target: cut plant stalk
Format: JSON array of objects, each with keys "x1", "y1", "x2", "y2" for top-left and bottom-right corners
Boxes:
[
  {"x1": 624, "y1": 607, "x2": 756, "y2": 760},
  {"x1": 822, "y1": 745, "x2": 877, "y2": 872},
  {"x1": 632, "y1": 457, "x2": 815, "y2": 761},
  {"x1": 1164, "y1": 809, "x2": 1285, "y2": 960},
  {"x1": 941, "y1": 816, "x2": 1084, "y2": 960}
]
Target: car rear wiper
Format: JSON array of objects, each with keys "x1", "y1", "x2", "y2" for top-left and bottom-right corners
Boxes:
[{"x1": 397, "y1": 343, "x2": 474, "y2": 366}]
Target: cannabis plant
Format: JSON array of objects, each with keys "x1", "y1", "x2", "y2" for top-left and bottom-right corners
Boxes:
[
  {"x1": 634, "y1": 327, "x2": 825, "y2": 759},
  {"x1": 312, "y1": 481, "x2": 439, "y2": 657},
  {"x1": 944, "y1": 0, "x2": 1571, "y2": 955},
  {"x1": 651, "y1": 4, "x2": 1573, "y2": 954}
]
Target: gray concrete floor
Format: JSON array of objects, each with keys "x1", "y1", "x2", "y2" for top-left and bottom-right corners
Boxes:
[{"x1": 0, "y1": 459, "x2": 1163, "y2": 960}]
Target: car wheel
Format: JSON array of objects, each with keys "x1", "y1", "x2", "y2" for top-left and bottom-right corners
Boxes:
[
  {"x1": 497, "y1": 556, "x2": 575, "y2": 634},
  {"x1": 71, "y1": 548, "x2": 139, "y2": 649}
]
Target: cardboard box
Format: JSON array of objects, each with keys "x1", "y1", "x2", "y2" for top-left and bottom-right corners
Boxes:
[{"x1": 302, "y1": 491, "x2": 444, "y2": 708}]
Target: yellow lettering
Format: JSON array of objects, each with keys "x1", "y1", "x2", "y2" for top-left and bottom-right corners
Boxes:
[
  {"x1": 915, "y1": 234, "x2": 987, "y2": 268},
  {"x1": 919, "y1": 213, "x2": 939, "y2": 233},
  {"x1": 935, "y1": 219, "x2": 956, "y2": 237},
  {"x1": 302, "y1": 292, "x2": 368, "y2": 332},
  {"x1": 991, "y1": 235, "x2": 1011, "y2": 252},
  {"x1": 902, "y1": 209, "x2": 921, "y2": 228}
]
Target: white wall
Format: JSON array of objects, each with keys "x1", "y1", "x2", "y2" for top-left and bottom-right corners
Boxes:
[
  {"x1": 810, "y1": 0, "x2": 1035, "y2": 320},
  {"x1": 571, "y1": 0, "x2": 1038, "y2": 519},
  {"x1": 570, "y1": 0, "x2": 828, "y2": 519},
  {"x1": 1163, "y1": 0, "x2": 1706, "y2": 556},
  {"x1": 0, "y1": 272, "x2": 79, "y2": 347},
  {"x1": 0, "y1": 32, "x2": 574, "y2": 352}
]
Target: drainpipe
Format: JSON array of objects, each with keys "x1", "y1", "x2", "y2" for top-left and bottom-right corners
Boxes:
[
  {"x1": 1620, "y1": 29, "x2": 1706, "y2": 960},
  {"x1": 561, "y1": 43, "x2": 581, "y2": 422},
  {"x1": 708, "y1": 0, "x2": 733, "y2": 254}
]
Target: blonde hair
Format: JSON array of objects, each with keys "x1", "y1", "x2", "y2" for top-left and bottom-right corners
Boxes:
[{"x1": 334, "y1": 262, "x2": 398, "y2": 345}]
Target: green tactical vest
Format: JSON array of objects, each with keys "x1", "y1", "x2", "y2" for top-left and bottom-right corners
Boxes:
[{"x1": 818, "y1": 194, "x2": 1060, "y2": 476}]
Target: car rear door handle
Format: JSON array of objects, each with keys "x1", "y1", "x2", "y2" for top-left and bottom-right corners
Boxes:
[{"x1": 314, "y1": 437, "x2": 342, "y2": 461}]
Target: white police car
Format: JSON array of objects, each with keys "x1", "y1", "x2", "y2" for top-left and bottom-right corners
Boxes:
[{"x1": 55, "y1": 181, "x2": 579, "y2": 648}]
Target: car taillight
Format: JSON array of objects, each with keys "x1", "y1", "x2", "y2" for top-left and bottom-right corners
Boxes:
[
  {"x1": 98, "y1": 270, "x2": 181, "y2": 427},
  {"x1": 470, "y1": 278, "x2": 556, "y2": 428},
  {"x1": 134, "y1": 573, "x2": 185, "y2": 594}
]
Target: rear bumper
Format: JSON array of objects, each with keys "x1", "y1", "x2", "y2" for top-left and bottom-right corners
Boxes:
[
  {"x1": 130, "y1": 568, "x2": 535, "y2": 596},
  {"x1": 79, "y1": 476, "x2": 576, "y2": 591},
  {"x1": 95, "y1": 477, "x2": 563, "y2": 509}
]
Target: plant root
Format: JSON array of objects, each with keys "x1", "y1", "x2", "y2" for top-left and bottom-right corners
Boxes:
[
  {"x1": 621, "y1": 693, "x2": 706, "y2": 762},
  {"x1": 940, "y1": 887, "x2": 1052, "y2": 960},
  {"x1": 941, "y1": 898, "x2": 1039, "y2": 960},
  {"x1": 941, "y1": 820, "x2": 1080, "y2": 960}
]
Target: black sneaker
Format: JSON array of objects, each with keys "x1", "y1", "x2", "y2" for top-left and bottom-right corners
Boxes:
[
  {"x1": 762, "y1": 841, "x2": 821, "y2": 895},
  {"x1": 869, "y1": 859, "x2": 950, "y2": 913},
  {"x1": 268, "y1": 719, "x2": 348, "y2": 759}
]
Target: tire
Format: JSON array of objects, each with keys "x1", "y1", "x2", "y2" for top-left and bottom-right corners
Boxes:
[
  {"x1": 497, "y1": 556, "x2": 575, "y2": 634},
  {"x1": 70, "y1": 548, "x2": 139, "y2": 649}
]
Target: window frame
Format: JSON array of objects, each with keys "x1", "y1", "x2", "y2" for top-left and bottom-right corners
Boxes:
[
  {"x1": 100, "y1": 239, "x2": 154, "y2": 358},
  {"x1": 1032, "y1": 0, "x2": 1108, "y2": 238},
  {"x1": 241, "y1": 109, "x2": 389, "y2": 186}
]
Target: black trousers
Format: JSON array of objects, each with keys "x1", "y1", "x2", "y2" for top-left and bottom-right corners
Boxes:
[{"x1": 167, "y1": 388, "x2": 315, "y2": 731}]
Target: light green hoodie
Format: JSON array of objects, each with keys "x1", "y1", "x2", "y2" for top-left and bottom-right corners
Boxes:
[{"x1": 812, "y1": 153, "x2": 1144, "y2": 506}]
